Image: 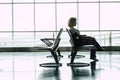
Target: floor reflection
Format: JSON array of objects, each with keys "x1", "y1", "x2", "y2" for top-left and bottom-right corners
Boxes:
[
  {"x1": 71, "y1": 67, "x2": 91, "y2": 80},
  {"x1": 90, "y1": 61, "x2": 96, "y2": 76},
  {"x1": 1, "y1": 51, "x2": 120, "y2": 80},
  {"x1": 70, "y1": 61, "x2": 97, "y2": 80},
  {"x1": 38, "y1": 68, "x2": 60, "y2": 80}
]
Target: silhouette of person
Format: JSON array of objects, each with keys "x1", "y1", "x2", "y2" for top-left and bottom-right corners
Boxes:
[{"x1": 68, "y1": 17, "x2": 103, "y2": 61}]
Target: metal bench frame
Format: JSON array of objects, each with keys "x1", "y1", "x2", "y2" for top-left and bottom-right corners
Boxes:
[{"x1": 35, "y1": 28, "x2": 63, "y2": 67}]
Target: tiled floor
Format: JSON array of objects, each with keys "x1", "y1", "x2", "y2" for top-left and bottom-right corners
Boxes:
[{"x1": 0, "y1": 51, "x2": 120, "y2": 80}]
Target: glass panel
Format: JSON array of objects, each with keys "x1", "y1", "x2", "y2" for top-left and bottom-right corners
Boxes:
[
  {"x1": 13, "y1": 32, "x2": 35, "y2": 47},
  {"x1": 112, "y1": 31, "x2": 120, "y2": 46},
  {"x1": 98, "y1": 31, "x2": 110, "y2": 46},
  {"x1": 0, "y1": 33, "x2": 14, "y2": 47},
  {"x1": 0, "y1": 33, "x2": 12, "y2": 42},
  {"x1": 36, "y1": 32, "x2": 53, "y2": 40},
  {"x1": 13, "y1": 0, "x2": 34, "y2": 2},
  {"x1": 78, "y1": 3, "x2": 99, "y2": 30},
  {"x1": 57, "y1": 0, "x2": 77, "y2": 2},
  {"x1": 100, "y1": 0, "x2": 120, "y2": 1},
  {"x1": 78, "y1": 0, "x2": 99, "y2": 2},
  {"x1": 14, "y1": 4, "x2": 34, "y2": 31},
  {"x1": 14, "y1": 32, "x2": 34, "y2": 41},
  {"x1": 35, "y1": 4, "x2": 55, "y2": 31},
  {"x1": 35, "y1": 0, "x2": 55, "y2": 2},
  {"x1": 0, "y1": 0, "x2": 11, "y2": 3},
  {"x1": 0, "y1": 4, "x2": 12, "y2": 31},
  {"x1": 100, "y1": 3, "x2": 120, "y2": 30},
  {"x1": 57, "y1": 3, "x2": 77, "y2": 30}
]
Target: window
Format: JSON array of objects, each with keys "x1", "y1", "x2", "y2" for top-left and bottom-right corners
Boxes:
[
  {"x1": 13, "y1": 0, "x2": 34, "y2": 2},
  {"x1": 14, "y1": 4, "x2": 34, "y2": 31},
  {"x1": 78, "y1": 0, "x2": 98, "y2": 2},
  {"x1": 57, "y1": 0, "x2": 77, "y2": 2},
  {"x1": 100, "y1": 3, "x2": 120, "y2": 30},
  {"x1": 35, "y1": 0, "x2": 55, "y2": 2},
  {"x1": 0, "y1": 0, "x2": 11, "y2": 3},
  {"x1": 0, "y1": 0, "x2": 120, "y2": 46},
  {"x1": 78, "y1": 3, "x2": 99, "y2": 30},
  {"x1": 35, "y1": 4, "x2": 55, "y2": 31},
  {"x1": 0, "y1": 4, "x2": 12, "y2": 31}
]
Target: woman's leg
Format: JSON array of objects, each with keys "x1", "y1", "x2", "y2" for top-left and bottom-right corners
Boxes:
[
  {"x1": 86, "y1": 37, "x2": 103, "y2": 51},
  {"x1": 92, "y1": 37, "x2": 103, "y2": 51},
  {"x1": 81, "y1": 36, "x2": 102, "y2": 60}
]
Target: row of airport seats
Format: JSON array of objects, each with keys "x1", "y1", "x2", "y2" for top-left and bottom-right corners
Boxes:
[{"x1": 35, "y1": 28, "x2": 97, "y2": 67}]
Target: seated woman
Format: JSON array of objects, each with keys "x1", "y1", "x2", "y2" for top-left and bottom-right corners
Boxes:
[{"x1": 68, "y1": 17, "x2": 103, "y2": 61}]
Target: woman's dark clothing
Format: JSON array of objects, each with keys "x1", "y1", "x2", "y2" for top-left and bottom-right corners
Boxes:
[{"x1": 69, "y1": 27, "x2": 103, "y2": 51}]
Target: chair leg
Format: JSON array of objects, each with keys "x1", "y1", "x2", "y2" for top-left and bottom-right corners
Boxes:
[
  {"x1": 57, "y1": 48, "x2": 61, "y2": 56},
  {"x1": 57, "y1": 49, "x2": 63, "y2": 57},
  {"x1": 70, "y1": 48, "x2": 78, "y2": 63},
  {"x1": 70, "y1": 47, "x2": 74, "y2": 56},
  {"x1": 68, "y1": 48, "x2": 74, "y2": 58},
  {"x1": 50, "y1": 50, "x2": 59, "y2": 64}
]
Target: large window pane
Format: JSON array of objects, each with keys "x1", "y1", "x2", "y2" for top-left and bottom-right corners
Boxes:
[
  {"x1": 13, "y1": 0, "x2": 34, "y2": 2},
  {"x1": 35, "y1": 0, "x2": 55, "y2": 2},
  {"x1": 57, "y1": 3, "x2": 77, "y2": 30},
  {"x1": 0, "y1": 33, "x2": 12, "y2": 41},
  {"x1": 0, "y1": 4, "x2": 12, "y2": 31},
  {"x1": 14, "y1": 33, "x2": 34, "y2": 40},
  {"x1": 100, "y1": 0, "x2": 120, "y2": 1},
  {"x1": 0, "y1": 33, "x2": 12, "y2": 47},
  {"x1": 78, "y1": 3, "x2": 99, "y2": 30},
  {"x1": 36, "y1": 32, "x2": 53, "y2": 40},
  {"x1": 13, "y1": 32, "x2": 35, "y2": 46},
  {"x1": 100, "y1": 3, "x2": 120, "y2": 30},
  {"x1": 35, "y1": 4, "x2": 55, "y2": 31},
  {"x1": 57, "y1": 0, "x2": 77, "y2": 2},
  {"x1": 0, "y1": 0, "x2": 11, "y2": 3},
  {"x1": 112, "y1": 31, "x2": 120, "y2": 46},
  {"x1": 78, "y1": 0, "x2": 98, "y2": 2},
  {"x1": 14, "y1": 4, "x2": 34, "y2": 31}
]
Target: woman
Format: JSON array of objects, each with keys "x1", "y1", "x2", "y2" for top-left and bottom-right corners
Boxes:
[
  {"x1": 68, "y1": 17, "x2": 103, "y2": 61},
  {"x1": 68, "y1": 17, "x2": 103, "y2": 50}
]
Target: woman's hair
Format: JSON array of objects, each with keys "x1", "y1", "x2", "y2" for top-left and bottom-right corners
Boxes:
[{"x1": 68, "y1": 17, "x2": 76, "y2": 28}]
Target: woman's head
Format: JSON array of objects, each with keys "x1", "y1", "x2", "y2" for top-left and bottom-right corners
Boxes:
[{"x1": 68, "y1": 17, "x2": 77, "y2": 28}]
